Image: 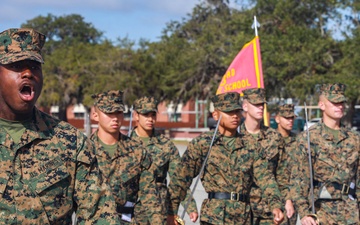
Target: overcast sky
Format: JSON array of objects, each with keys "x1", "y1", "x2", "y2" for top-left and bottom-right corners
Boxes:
[{"x1": 0, "y1": 0, "x2": 200, "y2": 42}]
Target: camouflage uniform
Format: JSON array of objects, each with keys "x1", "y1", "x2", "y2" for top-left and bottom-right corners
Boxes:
[
  {"x1": 240, "y1": 88, "x2": 285, "y2": 225},
  {"x1": 0, "y1": 28, "x2": 119, "y2": 224},
  {"x1": 130, "y1": 96, "x2": 197, "y2": 225},
  {"x1": 168, "y1": 92, "x2": 283, "y2": 224},
  {"x1": 90, "y1": 91, "x2": 157, "y2": 225},
  {"x1": 291, "y1": 83, "x2": 360, "y2": 225},
  {"x1": 275, "y1": 104, "x2": 298, "y2": 225}
]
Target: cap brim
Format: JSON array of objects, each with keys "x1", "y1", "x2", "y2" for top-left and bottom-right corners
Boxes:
[
  {"x1": 98, "y1": 105, "x2": 125, "y2": 113},
  {"x1": 282, "y1": 114, "x2": 295, "y2": 118},
  {"x1": 248, "y1": 100, "x2": 266, "y2": 104},
  {"x1": 137, "y1": 109, "x2": 157, "y2": 114},
  {"x1": 221, "y1": 106, "x2": 242, "y2": 112},
  {"x1": 328, "y1": 96, "x2": 346, "y2": 103},
  {"x1": 0, "y1": 52, "x2": 44, "y2": 64}
]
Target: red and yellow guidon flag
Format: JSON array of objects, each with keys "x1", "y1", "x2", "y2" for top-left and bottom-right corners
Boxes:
[{"x1": 216, "y1": 36, "x2": 264, "y2": 95}]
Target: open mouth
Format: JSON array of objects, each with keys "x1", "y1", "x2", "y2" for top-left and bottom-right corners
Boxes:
[{"x1": 19, "y1": 85, "x2": 34, "y2": 101}]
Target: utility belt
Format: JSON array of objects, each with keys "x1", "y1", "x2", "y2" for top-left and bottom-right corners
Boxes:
[
  {"x1": 117, "y1": 201, "x2": 135, "y2": 222},
  {"x1": 155, "y1": 176, "x2": 167, "y2": 184},
  {"x1": 208, "y1": 192, "x2": 249, "y2": 203},
  {"x1": 117, "y1": 205, "x2": 134, "y2": 214},
  {"x1": 313, "y1": 180, "x2": 356, "y2": 200}
]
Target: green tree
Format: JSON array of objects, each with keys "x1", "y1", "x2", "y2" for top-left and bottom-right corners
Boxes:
[
  {"x1": 22, "y1": 14, "x2": 105, "y2": 121},
  {"x1": 251, "y1": 0, "x2": 341, "y2": 99},
  {"x1": 328, "y1": 30, "x2": 360, "y2": 125},
  {"x1": 22, "y1": 14, "x2": 103, "y2": 53},
  {"x1": 154, "y1": 0, "x2": 253, "y2": 103}
]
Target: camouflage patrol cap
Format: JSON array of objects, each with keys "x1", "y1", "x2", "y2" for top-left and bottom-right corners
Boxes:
[
  {"x1": 242, "y1": 88, "x2": 266, "y2": 104},
  {"x1": 211, "y1": 92, "x2": 242, "y2": 112},
  {"x1": 0, "y1": 28, "x2": 46, "y2": 64},
  {"x1": 134, "y1": 96, "x2": 158, "y2": 114},
  {"x1": 318, "y1": 83, "x2": 346, "y2": 103},
  {"x1": 278, "y1": 104, "x2": 295, "y2": 117},
  {"x1": 92, "y1": 90, "x2": 125, "y2": 113}
]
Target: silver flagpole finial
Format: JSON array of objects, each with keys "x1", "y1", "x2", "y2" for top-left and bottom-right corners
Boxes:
[{"x1": 251, "y1": 16, "x2": 260, "y2": 36}]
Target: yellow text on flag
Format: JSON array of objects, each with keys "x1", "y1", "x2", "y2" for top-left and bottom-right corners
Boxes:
[{"x1": 219, "y1": 68, "x2": 252, "y2": 92}]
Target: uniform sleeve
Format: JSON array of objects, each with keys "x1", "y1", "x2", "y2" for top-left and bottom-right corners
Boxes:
[
  {"x1": 167, "y1": 142, "x2": 198, "y2": 216},
  {"x1": 182, "y1": 189, "x2": 198, "y2": 215},
  {"x1": 290, "y1": 135, "x2": 311, "y2": 219},
  {"x1": 276, "y1": 139, "x2": 294, "y2": 201},
  {"x1": 167, "y1": 142, "x2": 182, "y2": 185},
  {"x1": 74, "y1": 132, "x2": 120, "y2": 224},
  {"x1": 355, "y1": 135, "x2": 360, "y2": 210},
  {"x1": 136, "y1": 146, "x2": 165, "y2": 223},
  {"x1": 167, "y1": 137, "x2": 203, "y2": 215},
  {"x1": 253, "y1": 149, "x2": 283, "y2": 211}
]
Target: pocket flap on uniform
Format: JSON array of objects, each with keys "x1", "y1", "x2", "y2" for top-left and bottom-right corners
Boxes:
[
  {"x1": 30, "y1": 161, "x2": 70, "y2": 194},
  {"x1": 120, "y1": 166, "x2": 141, "y2": 184},
  {"x1": 0, "y1": 171, "x2": 10, "y2": 194},
  {"x1": 316, "y1": 152, "x2": 336, "y2": 168}
]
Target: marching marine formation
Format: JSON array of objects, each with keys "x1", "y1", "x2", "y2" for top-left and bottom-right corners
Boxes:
[
  {"x1": 90, "y1": 90, "x2": 158, "y2": 224},
  {"x1": 167, "y1": 92, "x2": 284, "y2": 225},
  {"x1": 291, "y1": 83, "x2": 360, "y2": 225},
  {"x1": 0, "y1": 28, "x2": 120, "y2": 224},
  {"x1": 2, "y1": 27, "x2": 359, "y2": 225}
]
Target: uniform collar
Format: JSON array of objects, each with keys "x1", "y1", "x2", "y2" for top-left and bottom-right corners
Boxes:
[
  {"x1": 239, "y1": 122, "x2": 268, "y2": 140},
  {"x1": 318, "y1": 121, "x2": 348, "y2": 142},
  {"x1": 0, "y1": 107, "x2": 55, "y2": 149},
  {"x1": 214, "y1": 129, "x2": 244, "y2": 149}
]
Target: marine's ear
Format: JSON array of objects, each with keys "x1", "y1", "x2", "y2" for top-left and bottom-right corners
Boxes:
[
  {"x1": 212, "y1": 110, "x2": 220, "y2": 121},
  {"x1": 133, "y1": 110, "x2": 140, "y2": 121},
  {"x1": 275, "y1": 115, "x2": 280, "y2": 124},
  {"x1": 92, "y1": 108, "x2": 99, "y2": 122},
  {"x1": 242, "y1": 100, "x2": 248, "y2": 112},
  {"x1": 318, "y1": 95, "x2": 326, "y2": 111}
]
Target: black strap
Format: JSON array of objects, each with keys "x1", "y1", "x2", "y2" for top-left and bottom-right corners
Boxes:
[
  {"x1": 349, "y1": 184, "x2": 356, "y2": 197},
  {"x1": 155, "y1": 176, "x2": 167, "y2": 184},
  {"x1": 117, "y1": 205, "x2": 134, "y2": 214},
  {"x1": 313, "y1": 180, "x2": 351, "y2": 194},
  {"x1": 208, "y1": 192, "x2": 249, "y2": 202}
]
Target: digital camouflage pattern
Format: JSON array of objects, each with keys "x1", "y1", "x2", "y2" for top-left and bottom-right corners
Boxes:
[
  {"x1": 277, "y1": 104, "x2": 295, "y2": 118},
  {"x1": 290, "y1": 121, "x2": 360, "y2": 224},
  {"x1": 0, "y1": 108, "x2": 119, "y2": 224},
  {"x1": 276, "y1": 132, "x2": 297, "y2": 200},
  {"x1": 167, "y1": 130, "x2": 283, "y2": 224},
  {"x1": 276, "y1": 132, "x2": 298, "y2": 225},
  {"x1": 242, "y1": 88, "x2": 266, "y2": 104},
  {"x1": 134, "y1": 96, "x2": 158, "y2": 114},
  {"x1": 130, "y1": 129, "x2": 198, "y2": 224},
  {"x1": 239, "y1": 123, "x2": 285, "y2": 225},
  {"x1": 317, "y1": 83, "x2": 346, "y2": 103},
  {"x1": 90, "y1": 131, "x2": 158, "y2": 225},
  {"x1": 211, "y1": 92, "x2": 242, "y2": 112},
  {"x1": 0, "y1": 28, "x2": 45, "y2": 64},
  {"x1": 92, "y1": 90, "x2": 125, "y2": 113}
]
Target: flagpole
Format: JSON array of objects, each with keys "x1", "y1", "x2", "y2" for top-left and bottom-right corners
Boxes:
[
  {"x1": 216, "y1": 17, "x2": 267, "y2": 128},
  {"x1": 252, "y1": 16, "x2": 269, "y2": 126}
]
